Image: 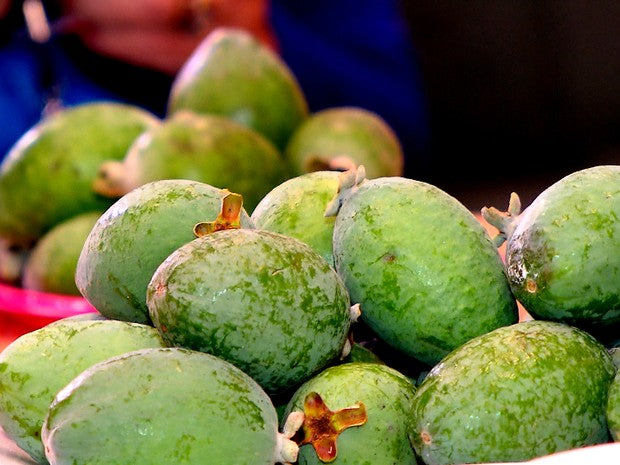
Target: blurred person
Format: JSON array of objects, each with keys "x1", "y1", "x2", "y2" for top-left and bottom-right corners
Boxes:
[{"x1": 0, "y1": 0, "x2": 429, "y2": 171}]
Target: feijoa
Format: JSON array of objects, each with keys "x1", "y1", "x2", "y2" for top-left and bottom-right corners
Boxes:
[
  {"x1": 411, "y1": 320, "x2": 615, "y2": 464},
  {"x1": 0, "y1": 318, "x2": 164, "y2": 463},
  {"x1": 147, "y1": 228, "x2": 353, "y2": 393},
  {"x1": 329, "y1": 171, "x2": 518, "y2": 365},
  {"x1": 41, "y1": 348, "x2": 299, "y2": 465},
  {"x1": 0, "y1": 102, "x2": 159, "y2": 246},
  {"x1": 283, "y1": 362, "x2": 418, "y2": 464},
  {"x1": 76, "y1": 179, "x2": 253, "y2": 324},
  {"x1": 482, "y1": 165, "x2": 620, "y2": 329}
]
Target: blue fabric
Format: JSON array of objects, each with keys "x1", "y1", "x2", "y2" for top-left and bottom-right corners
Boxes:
[
  {"x1": 270, "y1": 0, "x2": 429, "y2": 160},
  {"x1": 0, "y1": 33, "x2": 120, "y2": 160}
]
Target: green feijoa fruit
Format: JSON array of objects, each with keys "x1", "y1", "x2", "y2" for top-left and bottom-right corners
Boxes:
[
  {"x1": 330, "y1": 173, "x2": 518, "y2": 366},
  {"x1": 283, "y1": 362, "x2": 417, "y2": 464},
  {"x1": 251, "y1": 170, "x2": 340, "y2": 265},
  {"x1": 76, "y1": 179, "x2": 253, "y2": 324},
  {"x1": 22, "y1": 211, "x2": 102, "y2": 295},
  {"x1": 41, "y1": 348, "x2": 299, "y2": 465},
  {"x1": 284, "y1": 107, "x2": 404, "y2": 178},
  {"x1": 93, "y1": 111, "x2": 289, "y2": 212},
  {"x1": 411, "y1": 320, "x2": 616, "y2": 465},
  {"x1": 483, "y1": 165, "x2": 620, "y2": 329},
  {"x1": 0, "y1": 102, "x2": 159, "y2": 246},
  {"x1": 0, "y1": 319, "x2": 164, "y2": 464},
  {"x1": 168, "y1": 27, "x2": 309, "y2": 151},
  {"x1": 147, "y1": 229, "x2": 352, "y2": 394},
  {"x1": 607, "y1": 371, "x2": 620, "y2": 441}
]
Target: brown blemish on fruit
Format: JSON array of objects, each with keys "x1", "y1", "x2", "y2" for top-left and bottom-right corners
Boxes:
[
  {"x1": 155, "y1": 282, "x2": 167, "y2": 295},
  {"x1": 421, "y1": 430, "x2": 432, "y2": 445},
  {"x1": 297, "y1": 392, "x2": 367, "y2": 462},
  {"x1": 525, "y1": 278, "x2": 537, "y2": 293}
]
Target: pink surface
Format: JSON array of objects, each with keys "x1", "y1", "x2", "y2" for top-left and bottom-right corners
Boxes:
[{"x1": 0, "y1": 283, "x2": 96, "y2": 320}]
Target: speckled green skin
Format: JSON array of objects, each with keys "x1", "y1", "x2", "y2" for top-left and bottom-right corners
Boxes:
[
  {"x1": 41, "y1": 348, "x2": 279, "y2": 465},
  {"x1": 75, "y1": 179, "x2": 254, "y2": 324},
  {"x1": 120, "y1": 111, "x2": 289, "y2": 212},
  {"x1": 332, "y1": 177, "x2": 518, "y2": 366},
  {"x1": 283, "y1": 362, "x2": 418, "y2": 464},
  {"x1": 147, "y1": 229, "x2": 351, "y2": 394},
  {"x1": 607, "y1": 371, "x2": 620, "y2": 441},
  {"x1": 251, "y1": 171, "x2": 340, "y2": 265},
  {"x1": 22, "y1": 211, "x2": 102, "y2": 295},
  {"x1": 284, "y1": 107, "x2": 404, "y2": 178},
  {"x1": 0, "y1": 319, "x2": 164, "y2": 464},
  {"x1": 168, "y1": 28, "x2": 308, "y2": 151},
  {"x1": 505, "y1": 165, "x2": 620, "y2": 327},
  {"x1": 0, "y1": 102, "x2": 159, "y2": 246},
  {"x1": 411, "y1": 320, "x2": 616, "y2": 464}
]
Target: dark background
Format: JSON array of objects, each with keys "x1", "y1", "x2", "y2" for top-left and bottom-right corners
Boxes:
[{"x1": 402, "y1": 1, "x2": 619, "y2": 211}]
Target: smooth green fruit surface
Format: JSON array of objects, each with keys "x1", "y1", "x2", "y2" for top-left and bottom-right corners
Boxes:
[
  {"x1": 284, "y1": 362, "x2": 417, "y2": 464},
  {"x1": 0, "y1": 102, "x2": 159, "y2": 245},
  {"x1": 251, "y1": 171, "x2": 340, "y2": 265},
  {"x1": 0, "y1": 319, "x2": 164, "y2": 464},
  {"x1": 147, "y1": 229, "x2": 351, "y2": 393},
  {"x1": 95, "y1": 111, "x2": 289, "y2": 212},
  {"x1": 22, "y1": 211, "x2": 102, "y2": 295},
  {"x1": 168, "y1": 27, "x2": 308, "y2": 150},
  {"x1": 504, "y1": 165, "x2": 620, "y2": 327},
  {"x1": 76, "y1": 179, "x2": 253, "y2": 324},
  {"x1": 411, "y1": 320, "x2": 616, "y2": 464},
  {"x1": 284, "y1": 107, "x2": 404, "y2": 178},
  {"x1": 41, "y1": 348, "x2": 285, "y2": 465},
  {"x1": 332, "y1": 177, "x2": 518, "y2": 365}
]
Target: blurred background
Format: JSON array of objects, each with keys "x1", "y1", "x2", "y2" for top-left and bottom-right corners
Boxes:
[{"x1": 0, "y1": 0, "x2": 618, "y2": 211}]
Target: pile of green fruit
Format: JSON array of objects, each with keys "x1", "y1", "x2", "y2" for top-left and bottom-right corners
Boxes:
[
  {"x1": 0, "y1": 27, "x2": 619, "y2": 465},
  {"x1": 0, "y1": 27, "x2": 403, "y2": 295}
]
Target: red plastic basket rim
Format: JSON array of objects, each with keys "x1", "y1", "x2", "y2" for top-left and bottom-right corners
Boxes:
[{"x1": 0, "y1": 283, "x2": 96, "y2": 319}]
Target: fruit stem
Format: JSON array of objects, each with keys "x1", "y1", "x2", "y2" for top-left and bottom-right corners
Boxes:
[
  {"x1": 275, "y1": 412, "x2": 304, "y2": 464},
  {"x1": 193, "y1": 191, "x2": 243, "y2": 237},
  {"x1": 324, "y1": 165, "x2": 367, "y2": 217},
  {"x1": 480, "y1": 192, "x2": 522, "y2": 247}
]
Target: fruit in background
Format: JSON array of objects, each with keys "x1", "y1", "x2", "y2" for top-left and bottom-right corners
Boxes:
[
  {"x1": 147, "y1": 228, "x2": 354, "y2": 394},
  {"x1": 0, "y1": 318, "x2": 164, "y2": 464},
  {"x1": 482, "y1": 165, "x2": 620, "y2": 331},
  {"x1": 93, "y1": 111, "x2": 289, "y2": 212},
  {"x1": 284, "y1": 107, "x2": 404, "y2": 178},
  {"x1": 41, "y1": 348, "x2": 299, "y2": 465},
  {"x1": 168, "y1": 27, "x2": 309, "y2": 151},
  {"x1": 283, "y1": 362, "x2": 418, "y2": 464},
  {"x1": 76, "y1": 179, "x2": 254, "y2": 324},
  {"x1": 251, "y1": 170, "x2": 340, "y2": 266},
  {"x1": 328, "y1": 168, "x2": 518, "y2": 366},
  {"x1": 411, "y1": 320, "x2": 616, "y2": 464},
  {"x1": 22, "y1": 211, "x2": 102, "y2": 295},
  {"x1": 0, "y1": 102, "x2": 159, "y2": 247},
  {"x1": 607, "y1": 370, "x2": 620, "y2": 441}
]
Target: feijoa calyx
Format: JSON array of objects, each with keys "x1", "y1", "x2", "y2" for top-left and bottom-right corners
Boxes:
[
  {"x1": 328, "y1": 168, "x2": 518, "y2": 366},
  {"x1": 41, "y1": 347, "x2": 299, "y2": 465},
  {"x1": 76, "y1": 179, "x2": 253, "y2": 324},
  {"x1": 411, "y1": 320, "x2": 616, "y2": 464},
  {"x1": 482, "y1": 165, "x2": 620, "y2": 329},
  {"x1": 0, "y1": 318, "x2": 164, "y2": 464},
  {"x1": 147, "y1": 227, "x2": 354, "y2": 394}
]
